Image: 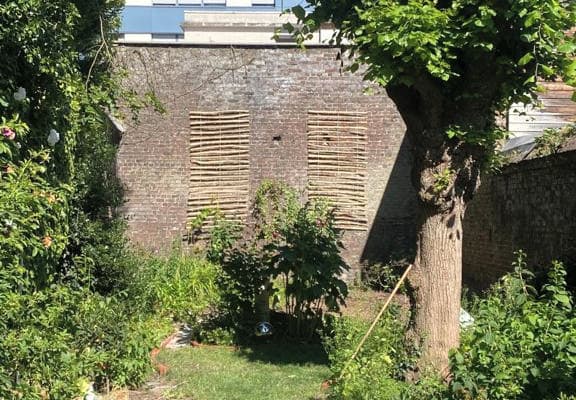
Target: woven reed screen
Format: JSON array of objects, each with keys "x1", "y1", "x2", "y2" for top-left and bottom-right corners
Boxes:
[
  {"x1": 307, "y1": 110, "x2": 368, "y2": 230},
  {"x1": 188, "y1": 110, "x2": 250, "y2": 228}
]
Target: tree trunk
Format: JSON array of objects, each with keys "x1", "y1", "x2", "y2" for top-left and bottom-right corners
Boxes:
[
  {"x1": 411, "y1": 200, "x2": 465, "y2": 371},
  {"x1": 386, "y1": 81, "x2": 491, "y2": 372}
]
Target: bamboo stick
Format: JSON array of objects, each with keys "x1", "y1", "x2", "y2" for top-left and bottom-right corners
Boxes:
[
  {"x1": 308, "y1": 110, "x2": 367, "y2": 115},
  {"x1": 192, "y1": 150, "x2": 250, "y2": 158},
  {"x1": 190, "y1": 116, "x2": 250, "y2": 125},
  {"x1": 190, "y1": 125, "x2": 250, "y2": 132},
  {"x1": 334, "y1": 225, "x2": 367, "y2": 231},
  {"x1": 189, "y1": 113, "x2": 249, "y2": 120},
  {"x1": 189, "y1": 110, "x2": 249, "y2": 115},
  {"x1": 190, "y1": 140, "x2": 249, "y2": 147},
  {"x1": 307, "y1": 141, "x2": 367, "y2": 148},
  {"x1": 308, "y1": 133, "x2": 367, "y2": 139},
  {"x1": 308, "y1": 189, "x2": 366, "y2": 197},
  {"x1": 190, "y1": 143, "x2": 247, "y2": 150},
  {"x1": 308, "y1": 169, "x2": 367, "y2": 174},
  {"x1": 191, "y1": 160, "x2": 250, "y2": 166},
  {"x1": 307, "y1": 122, "x2": 368, "y2": 128}
]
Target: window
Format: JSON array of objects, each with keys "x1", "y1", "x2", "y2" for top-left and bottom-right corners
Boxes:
[{"x1": 151, "y1": 33, "x2": 184, "y2": 41}]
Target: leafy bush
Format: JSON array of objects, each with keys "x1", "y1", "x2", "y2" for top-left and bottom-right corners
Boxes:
[
  {"x1": 327, "y1": 252, "x2": 576, "y2": 400},
  {"x1": 217, "y1": 243, "x2": 271, "y2": 336},
  {"x1": 213, "y1": 180, "x2": 349, "y2": 341},
  {"x1": 271, "y1": 199, "x2": 349, "y2": 338},
  {"x1": 534, "y1": 125, "x2": 576, "y2": 157},
  {"x1": 361, "y1": 255, "x2": 411, "y2": 292},
  {"x1": 449, "y1": 252, "x2": 576, "y2": 400},
  {"x1": 0, "y1": 284, "x2": 171, "y2": 399},
  {"x1": 127, "y1": 249, "x2": 222, "y2": 324},
  {"x1": 323, "y1": 309, "x2": 416, "y2": 400}
]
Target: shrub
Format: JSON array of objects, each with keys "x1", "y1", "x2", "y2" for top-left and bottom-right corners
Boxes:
[
  {"x1": 361, "y1": 255, "x2": 411, "y2": 292},
  {"x1": 324, "y1": 309, "x2": 417, "y2": 400},
  {"x1": 449, "y1": 252, "x2": 576, "y2": 400},
  {"x1": 534, "y1": 125, "x2": 576, "y2": 157},
  {"x1": 217, "y1": 243, "x2": 272, "y2": 338},
  {"x1": 0, "y1": 284, "x2": 171, "y2": 399},
  {"x1": 127, "y1": 249, "x2": 222, "y2": 324},
  {"x1": 271, "y1": 200, "x2": 349, "y2": 338},
  {"x1": 213, "y1": 180, "x2": 349, "y2": 341}
]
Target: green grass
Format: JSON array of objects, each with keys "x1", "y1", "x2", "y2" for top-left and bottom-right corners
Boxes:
[{"x1": 158, "y1": 343, "x2": 331, "y2": 400}]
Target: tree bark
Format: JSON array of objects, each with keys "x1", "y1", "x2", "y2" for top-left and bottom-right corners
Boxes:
[
  {"x1": 386, "y1": 81, "x2": 491, "y2": 372},
  {"x1": 411, "y1": 200, "x2": 465, "y2": 370}
]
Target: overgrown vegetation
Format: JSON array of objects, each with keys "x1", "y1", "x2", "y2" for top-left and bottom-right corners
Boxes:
[
  {"x1": 326, "y1": 252, "x2": 576, "y2": 400},
  {"x1": 449, "y1": 252, "x2": 576, "y2": 400},
  {"x1": 324, "y1": 310, "x2": 417, "y2": 399},
  {"x1": 288, "y1": 0, "x2": 576, "y2": 368},
  {"x1": 361, "y1": 255, "x2": 411, "y2": 292},
  {"x1": 126, "y1": 249, "x2": 222, "y2": 323},
  {"x1": 533, "y1": 124, "x2": 576, "y2": 157},
  {"x1": 204, "y1": 180, "x2": 349, "y2": 342},
  {"x1": 0, "y1": 2, "x2": 172, "y2": 398}
]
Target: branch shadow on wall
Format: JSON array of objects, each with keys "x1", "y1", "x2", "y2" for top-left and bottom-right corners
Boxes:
[{"x1": 361, "y1": 133, "x2": 418, "y2": 268}]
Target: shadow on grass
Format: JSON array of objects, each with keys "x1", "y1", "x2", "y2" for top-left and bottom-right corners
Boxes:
[{"x1": 237, "y1": 343, "x2": 329, "y2": 366}]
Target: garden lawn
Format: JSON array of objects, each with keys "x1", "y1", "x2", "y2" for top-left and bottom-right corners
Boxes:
[{"x1": 157, "y1": 343, "x2": 331, "y2": 400}]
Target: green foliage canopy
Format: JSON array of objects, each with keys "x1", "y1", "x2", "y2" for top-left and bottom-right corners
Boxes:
[{"x1": 293, "y1": 0, "x2": 576, "y2": 110}]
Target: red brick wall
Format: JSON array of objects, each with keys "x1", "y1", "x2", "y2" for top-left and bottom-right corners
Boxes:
[
  {"x1": 116, "y1": 44, "x2": 417, "y2": 277},
  {"x1": 463, "y1": 150, "x2": 576, "y2": 290}
]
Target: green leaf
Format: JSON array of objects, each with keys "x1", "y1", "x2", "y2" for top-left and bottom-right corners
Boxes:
[
  {"x1": 540, "y1": 65, "x2": 555, "y2": 77},
  {"x1": 524, "y1": 75, "x2": 536, "y2": 84},
  {"x1": 524, "y1": 11, "x2": 541, "y2": 27},
  {"x1": 518, "y1": 53, "x2": 533, "y2": 66},
  {"x1": 292, "y1": 6, "x2": 306, "y2": 21},
  {"x1": 554, "y1": 293, "x2": 570, "y2": 305},
  {"x1": 558, "y1": 42, "x2": 576, "y2": 53}
]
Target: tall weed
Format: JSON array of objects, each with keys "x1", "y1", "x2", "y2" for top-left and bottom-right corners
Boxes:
[
  {"x1": 128, "y1": 249, "x2": 221, "y2": 323},
  {"x1": 449, "y1": 252, "x2": 576, "y2": 399},
  {"x1": 324, "y1": 308, "x2": 416, "y2": 399}
]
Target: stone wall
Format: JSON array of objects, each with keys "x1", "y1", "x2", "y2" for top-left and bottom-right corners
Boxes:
[
  {"x1": 116, "y1": 44, "x2": 417, "y2": 277},
  {"x1": 463, "y1": 150, "x2": 576, "y2": 290}
]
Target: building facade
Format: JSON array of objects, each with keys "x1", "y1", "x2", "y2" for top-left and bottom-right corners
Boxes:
[{"x1": 116, "y1": 7, "x2": 417, "y2": 277}]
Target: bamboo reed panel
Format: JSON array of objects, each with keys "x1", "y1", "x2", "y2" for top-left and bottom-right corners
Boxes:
[
  {"x1": 188, "y1": 110, "x2": 250, "y2": 230},
  {"x1": 307, "y1": 110, "x2": 368, "y2": 230}
]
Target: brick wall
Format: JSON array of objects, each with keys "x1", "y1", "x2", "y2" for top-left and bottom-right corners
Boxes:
[
  {"x1": 116, "y1": 44, "x2": 417, "y2": 277},
  {"x1": 463, "y1": 150, "x2": 576, "y2": 290}
]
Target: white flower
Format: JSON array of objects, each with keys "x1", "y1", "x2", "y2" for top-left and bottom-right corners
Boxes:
[
  {"x1": 47, "y1": 129, "x2": 60, "y2": 146},
  {"x1": 13, "y1": 87, "x2": 26, "y2": 102}
]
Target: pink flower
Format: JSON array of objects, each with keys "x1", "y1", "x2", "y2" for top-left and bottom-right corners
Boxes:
[{"x1": 2, "y1": 127, "x2": 15, "y2": 140}]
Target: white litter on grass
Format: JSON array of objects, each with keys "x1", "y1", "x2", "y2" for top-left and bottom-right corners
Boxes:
[
  {"x1": 165, "y1": 324, "x2": 193, "y2": 348},
  {"x1": 84, "y1": 382, "x2": 97, "y2": 400},
  {"x1": 459, "y1": 308, "x2": 474, "y2": 328},
  {"x1": 13, "y1": 87, "x2": 26, "y2": 101},
  {"x1": 47, "y1": 129, "x2": 60, "y2": 146}
]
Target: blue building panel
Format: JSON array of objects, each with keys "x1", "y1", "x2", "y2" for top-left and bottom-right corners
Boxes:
[
  {"x1": 122, "y1": 7, "x2": 186, "y2": 34},
  {"x1": 120, "y1": 1, "x2": 310, "y2": 34}
]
